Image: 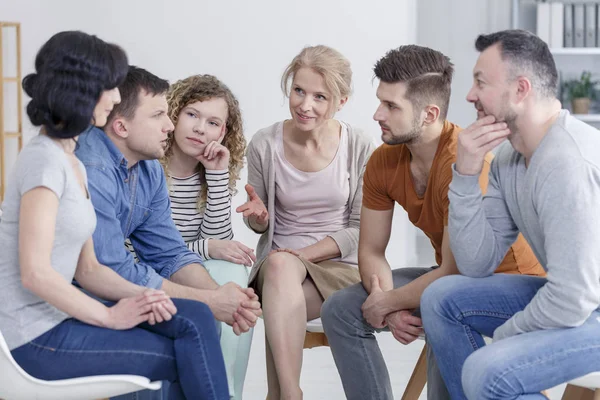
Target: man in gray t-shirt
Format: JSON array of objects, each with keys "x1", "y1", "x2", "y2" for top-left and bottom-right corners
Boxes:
[{"x1": 420, "y1": 30, "x2": 600, "y2": 400}]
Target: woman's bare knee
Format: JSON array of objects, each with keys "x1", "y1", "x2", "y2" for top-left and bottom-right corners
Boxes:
[{"x1": 262, "y1": 252, "x2": 306, "y2": 284}]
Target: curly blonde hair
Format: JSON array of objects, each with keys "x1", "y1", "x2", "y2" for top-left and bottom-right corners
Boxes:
[{"x1": 162, "y1": 75, "x2": 246, "y2": 212}]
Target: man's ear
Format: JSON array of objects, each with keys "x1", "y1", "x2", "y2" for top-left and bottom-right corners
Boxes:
[
  {"x1": 515, "y1": 76, "x2": 533, "y2": 104},
  {"x1": 422, "y1": 104, "x2": 441, "y2": 126},
  {"x1": 109, "y1": 117, "x2": 129, "y2": 139}
]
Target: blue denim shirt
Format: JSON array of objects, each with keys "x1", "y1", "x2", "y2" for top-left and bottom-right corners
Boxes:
[{"x1": 75, "y1": 127, "x2": 204, "y2": 289}]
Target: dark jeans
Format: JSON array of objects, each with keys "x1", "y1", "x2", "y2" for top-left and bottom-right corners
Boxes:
[{"x1": 12, "y1": 298, "x2": 229, "y2": 400}]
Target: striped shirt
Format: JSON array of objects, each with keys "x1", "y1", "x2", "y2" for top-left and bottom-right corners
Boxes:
[{"x1": 169, "y1": 169, "x2": 233, "y2": 260}]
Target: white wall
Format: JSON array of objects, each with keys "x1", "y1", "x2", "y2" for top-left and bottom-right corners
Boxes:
[
  {"x1": 417, "y1": 0, "x2": 600, "y2": 126},
  {"x1": 0, "y1": 0, "x2": 420, "y2": 266},
  {"x1": 411, "y1": 0, "x2": 512, "y2": 265},
  {"x1": 417, "y1": 0, "x2": 512, "y2": 127}
]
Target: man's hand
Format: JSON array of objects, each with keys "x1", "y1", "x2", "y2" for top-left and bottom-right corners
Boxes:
[
  {"x1": 386, "y1": 310, "x2": 423, "y2": 345},
  {"x1": 232, "y1": 287, "x2": 262, "y2": 335},
  {"x1": 207, "y1": 283, "x2": 262, "y2": 335},
  {"x1": 361, "y1": 275, "x2": 393, "y2": 329},
  {"x1": 456, "y1": 115, "x2": 510, "y2": 176}
]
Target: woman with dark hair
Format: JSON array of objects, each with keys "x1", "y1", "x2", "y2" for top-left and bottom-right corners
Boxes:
[{"x1": 0, "y1": 31, "x2": 228, "y2": 400}]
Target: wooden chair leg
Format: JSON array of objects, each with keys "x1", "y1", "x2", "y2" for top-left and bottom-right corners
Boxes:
[
  {"x1": 401, "y1": 344, "x2": 428, "y2": 400},
  {"x1": 303, "y1": 331, "x2": 328, "y2": 349},
  {"x1": 562, "y1": 384, "x2": 597, "y2": 400}
]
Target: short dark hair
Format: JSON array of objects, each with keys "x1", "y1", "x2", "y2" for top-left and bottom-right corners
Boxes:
[
  {"x1": 475, "y1": 29, "x2": 558, "y2": 98},
  {"x1": 107, "y1": 66, "x2": 169, "y2": 122},
  {"x1": 374, "y1": 45, "x2": 454, "y2": 120},
  {"x1": 22, "y1": 31, "x2": 128, "y2": 139}
]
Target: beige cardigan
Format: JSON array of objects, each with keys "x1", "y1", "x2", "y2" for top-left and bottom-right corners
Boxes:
[{"x1": 245, "y1": 120, "x2": 375, "y2": 283}]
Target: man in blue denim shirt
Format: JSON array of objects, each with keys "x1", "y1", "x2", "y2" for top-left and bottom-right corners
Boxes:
[
  {"x1": 76, "y1": 66, "x2": 261, "y2": 334},
  {"x1": 77, "y1": 67, "x2": 261, "y2": 400}
]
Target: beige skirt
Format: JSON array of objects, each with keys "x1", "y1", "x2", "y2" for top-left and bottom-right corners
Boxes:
[{"x1": 250, "y1": 255, "x2": 361, "y2": 301}]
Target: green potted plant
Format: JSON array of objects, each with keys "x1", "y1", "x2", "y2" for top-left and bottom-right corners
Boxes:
[{"x1": 563, "y1": 71, "x2": 599, "y2": 115}]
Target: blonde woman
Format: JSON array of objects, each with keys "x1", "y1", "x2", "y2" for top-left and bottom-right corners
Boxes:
[
  {"x1": 237, "y1": 45, "x2": 375, "y2": 399},
  {"x1": 162, "y1": 75, "x2": 253, "y2": 400}
]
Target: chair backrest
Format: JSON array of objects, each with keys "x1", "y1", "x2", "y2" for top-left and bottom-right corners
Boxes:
[
  {"x1": 0, "y1": 329, "x2": 40, "y2": 398},
  {"x1": 0, "y1": 328, "x2": 163, "y2": 400}
]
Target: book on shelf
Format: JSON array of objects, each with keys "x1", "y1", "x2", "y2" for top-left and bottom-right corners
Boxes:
[
  {"x1": 530, "y1": 2, "x2": 600, "y2": 50},
  {"x1": 596, "y1": 3, "x2": 600, "y2": 47},
  {"x1": 537, "y1": 2, "x2": 551, "y2": 45},
  {"x1": 574, "y1": 4, "x2": 586, "y2": 47},
  {"x1": 565, "y1": 3, "x2": 574, "y2": 47},
  {"x1": 585, "y1": 4, "x2": 597, "y2": 47},
  {"x1": 550, "y1": 2, "x2": 564, "y2": 48}
]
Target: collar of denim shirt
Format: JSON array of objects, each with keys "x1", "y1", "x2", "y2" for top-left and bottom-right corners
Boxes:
[{"x1": 81, "y1": 126, "x2": 130, "y2": 169}]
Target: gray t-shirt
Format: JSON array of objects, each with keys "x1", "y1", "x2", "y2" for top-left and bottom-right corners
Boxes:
[
  {"x1": 448, "y1": 110, "x2": 600, "y2": 341},
  {"x1": 0, "y1": 134, "x2": 96, "y2": 350}
]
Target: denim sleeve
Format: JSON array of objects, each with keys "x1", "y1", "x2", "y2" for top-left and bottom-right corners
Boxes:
[
  {"x1": 86, "y1": 166, "x2": 165, "y2": 289},
  {"x1": 128, "y1": 171, "x2": 204, "y2": 280}
]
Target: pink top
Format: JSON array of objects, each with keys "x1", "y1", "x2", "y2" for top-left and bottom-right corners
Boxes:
[{"x1": 272, "y1": 122, "x2": 357, "y2": 265}]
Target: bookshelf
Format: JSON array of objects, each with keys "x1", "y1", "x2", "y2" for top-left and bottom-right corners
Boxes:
[
  {"x1": 551, "y1": 47, "x2": 600, "y2": 54},
  {"x1": 512, "y1": 0, "x2": 600, "y2": 126},
  {"x1": 0, "y1": 22, "x2": 23, "y2": 201}
]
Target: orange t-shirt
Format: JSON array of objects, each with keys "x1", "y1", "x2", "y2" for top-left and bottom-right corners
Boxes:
[{"x1": 363, "y1": 121, "x2": 543, "y2": 276}]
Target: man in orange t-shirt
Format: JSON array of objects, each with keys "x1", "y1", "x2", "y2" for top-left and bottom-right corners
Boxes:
[{"x1": 321, "y1": 45, "x2": 544, "y2": 400}]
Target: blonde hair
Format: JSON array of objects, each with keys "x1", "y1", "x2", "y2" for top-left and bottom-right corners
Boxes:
[
  {"x1": 162, "y1": 75, "x2": 246, "y2": 212},
  {"x1": 281, "y1": 45, "x2": 353, "y2": 108}
]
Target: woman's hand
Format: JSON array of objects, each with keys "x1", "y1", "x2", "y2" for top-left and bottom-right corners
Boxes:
[
  {"x1": 196, "y1": 141, "x2": 230, "y2": 171},
  {"x1": 208, "y1": 239, "x2": 257, "y2": 267},
  {"x1": 236, "y1": 184, "x2": 269, "y2": 231},
  {"x1": 105, "y1": 290, "x2": 177, "y2": 329},
  {"x1": 268, "y1": 248, "x2": 301, "y2": 258}
]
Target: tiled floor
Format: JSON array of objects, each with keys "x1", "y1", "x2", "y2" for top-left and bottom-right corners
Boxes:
[{"x1": 243, "y1": 319, "x2": 567, "y2": 399}]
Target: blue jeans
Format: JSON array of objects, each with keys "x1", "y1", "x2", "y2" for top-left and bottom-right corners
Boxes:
[
  {"x1": 114, "y1": 260, "x2": 253, "y2": 400},
  {"x1": 11, "y1": 298, "x2": 229, "y2": 400},
  {"x1": 421, "y1": 274, "x2": 600, "y2": 400},
  {"x1": 321, "y1": 267, "x2": 450, "y2": 400}
]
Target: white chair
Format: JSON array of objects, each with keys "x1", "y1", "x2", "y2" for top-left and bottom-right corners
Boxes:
[
  {"x1": 0, "y1": 329, "x2": 162, "y2": 400},
  {"x1": 306, "y1": 317, "x2": 324, "y2": 333},
  {"x1": 562, "y1": 373, "x2": 600, "y2": 400}
]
